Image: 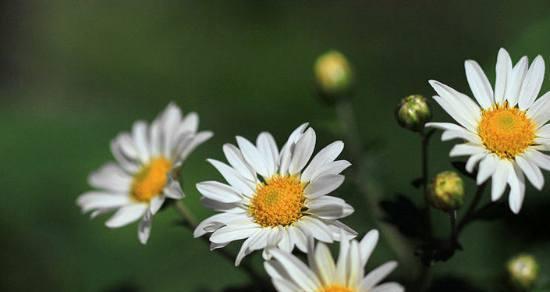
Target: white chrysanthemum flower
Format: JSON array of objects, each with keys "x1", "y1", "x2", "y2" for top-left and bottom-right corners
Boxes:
[
  {"x1": 428, "y1": 48, "x2": 550, "y2": 214},
  {"x1": 264, "y1": 230, "x2": 403, "y2": 292},
  {"x1": 77, "y1": 103, "x2": 212, "y2": 244},
  {"x1": 194, "y1": 123, "x2": 356, "y2": 265}
]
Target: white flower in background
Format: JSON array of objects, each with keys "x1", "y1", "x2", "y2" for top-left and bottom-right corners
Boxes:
[
  {"x1": 77, "y1": 103, "x2": 212, "y2": 244},
  {"x1": 428, "y1": 48, "x2": 550, "y2": 213},
  {"x1": 194, "y1": 123, "x2": 356, "y2": 265},
  {"x1": 265, "y1": 230, "x2": 403, "y2": 292}
]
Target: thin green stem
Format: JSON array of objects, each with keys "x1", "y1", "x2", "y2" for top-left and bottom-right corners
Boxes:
[
  {"x1": 449, "y1": 211, "x2": 458, "y2": 244},
  {"x1": 457, "y1": 182, "x2": 487, "y2": 233},
  {"x1": 173, "y1": 201, "x2": 266, "y2": 286},
  {"x1": 420, "y1": 129, "x2": 435, "y2": 234},
  {"x1": 335, "y1": 99, "x2": 419, "y2": 282}
]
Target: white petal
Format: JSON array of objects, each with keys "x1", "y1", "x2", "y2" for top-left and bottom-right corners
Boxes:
[
  {"x1": 223, "y1": 143, "x2": 256, "y2": 181},
  {"x1": 515, "y1": 154, "x2": 544, "y2": 190},
  {"x1": 465, "y1": 60, "x2": 493, "y2": 108},
  {"x1": 297, "y1": 217, "x2": 334, "y2": 243},
  {"x1": 88, "y1": 163, "x2": 131, "y2": 193},
  {"x1": 149, "y1": 119, "x2": 161, "y2": 156},
  {"x1": 177, "y1": 131, "x2": 213, "y2": 162},
  {"x1": 311, "y1": 242, "x2": 337, "y2": 285},
  {"x1": 77, "y1": 192, "x2": 132, "y2": 213},
  {"x1": 289, "y1": 128, "x2": 316, "y2": 175},
  {"x1": 270, "y1": 249, "x2": 321, "y2": 291},
  {"x1": 371, "y1": 282, "x2": 405, "y2": 292},
  {"x1": 507, "y1": 164, "x2": 526, "y2": 214},
  {"x1": 347, "y1": 241, "x2": 362, "y2": 286},
  {"x1": 477, "y1": 155, "x2": 498, "y2": 184},
  {"x1": 466, "y1": 152, "x2": 486, "y2": 172},
  {"x1": 209, "y1": 221, "x2": 259, "y2": 244},
  {"x1": 519, "y1": 55, "x2": 545, "y2": 110},
  {"x1": 196, "y1": 181, "x2": 243, "y2": 203},
  {"x1": 524, "y1": 149, "x2": 550, "y2": 171},
  {"x1": 449, "y1": 144, "x2": 485, "y2": 157},
  {"x1": 132, "y1": 121, "x2": 150, "y2": 163},
  {"x1": 138, "y1": 210, "x2": 152, "y2": 244},
  {"x1": 257, "y1": 132, "x2": 279, "y2": 178},
  {"x1": 149, "y1": 195, "x2": 165, "y2": 215},
  {"x1": 429, "y1": 80, "x2": 481, "y2": 131},
  {"x1": 361, "y1": 261, "x2": 398, "y2": 289},
  {"x1": 193, "y1": 213, "x2": 245, "y2": 237},
  {"x1": 527, "y1": 91, "x2": 550, "y2": 126},
  {"x1": 495, "y1": 48, "x2": 513, "y2": 104},
  {"x1": 302, "y1": 141, "x2": 344, "y2": 182},
  {"x1": 335, "y1": 235, "x2": 350, "y2": 284},
  {"x1": 491, "y1": 160, "x2": 511, "y2": 201},
  {"x1": 305, "y1": 174, "x2": 345, "y2": 198},
  {"x1": 359, "y1": 230, "x2": 379, "y2": 267},
  {"x1": 537, "y1": 124, "x2": 550, "y2": 138},
  {"x1": 505, "y1": 56, "x2": 528, "y2": 106},
  {"x1": 311, "y1": 160, "x2": 352, "y2": 181},
  {"x1": 105, "y1": 204, "x2": 148, "y2": 228},
  {"x1": 307, "y1": 196, "x2": 354, "y2": 220},
  {"x1": 180, "y1": 111, "x2": 199, "y2": 133},
  {"x1": 237, "y1": 136, "x2": 269, "y2": 177},
  {"x1": 207, "y1": 159, "x2": 255, "y2": 196},
  {"x1": 163, "y1": 178, "x2": 185, "y2": 199}
]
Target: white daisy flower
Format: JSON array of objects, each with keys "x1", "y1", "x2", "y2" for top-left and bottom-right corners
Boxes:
[
  {"x1": 428, "y1": 48, "x2": 550, "y2": 214},
  {"x1": 264, "y1": 230, "x2": 403, "y2": 292},
  {"x1": 194, "y1": 123, "x2": 356, "y2": 265},
  {"x1": 77, "y1": 103, "x2": 212, "y2": 244}
]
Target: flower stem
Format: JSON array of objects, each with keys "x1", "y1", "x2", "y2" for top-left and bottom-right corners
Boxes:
[
  {"x1": 335, "y1": 99, "x2": 419, "y2": 281},
  {"x1": 420, "y1": 129, "x2": 435, "y2": 234},
  {"x1": 457, "y1": 182, "x2": 487, "y2": 233},
  {"x1": 173, "y1": 201, "x2": 266, "y2": 286}
]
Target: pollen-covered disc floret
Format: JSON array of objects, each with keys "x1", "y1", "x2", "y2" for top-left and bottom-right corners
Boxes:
[
  {"x1": 194, "y1": 124, "x2": 356, "y2": 265},
  {"x1": 250, "y1": 176, "x2": 305, "y2": 227},
  {"x1": 264, "y1": 230, "x2": 404, "y2": 292},
  {"x1": 478, "y1": 103, "x2": 536, "y2": 159},
  {"x1": 131, "y1": 157, "x2": 172, "y2": 202},
  {"x1": 427, "y1": 48, "x2": 550, "y2": 214},
  {"x1": 77, "y1": 103, "x2": 212, "y2": 244}
]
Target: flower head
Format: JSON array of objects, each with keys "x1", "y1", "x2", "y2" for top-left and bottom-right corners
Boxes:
[
  {"x1": 429, "y1": 171, "x2": 464, "y2": 211},
  {"x1": 264, "y1": 230, "x2": 404, "y2": 292},
  {"x1": 77, "y1": 103, "x2": 212, "y2": 244},
  {"x1": 315, "y1": 50, "x2": 353, "y2": 99},
  {"x1": 427, "y1": 48, "x2": 550, "y2": 213},
  {"x1": 507, "y1": 254, "x2": 539, "y2": 290},
  {"x1": 194, "y1": 123, "x2": 356, "y2": 265},
  {"x1": 396, "y1": 94, "x2": 432, "y2": 132}
]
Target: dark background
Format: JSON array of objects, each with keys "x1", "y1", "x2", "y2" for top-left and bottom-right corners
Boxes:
[{"x1": 1, "y1": 1, "x2": 549, "y2": 291}]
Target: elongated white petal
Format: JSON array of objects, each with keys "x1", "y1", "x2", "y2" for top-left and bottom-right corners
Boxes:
[
  {"x1": 527, "y1": 91, "x2": 550, "y2": 126},
  {"x1": 289, "y1": 128, "x2": 316, "y2": 175},
  {"x1": 305, "y1": 174, "x2": 345, "y2": 198},
  {"x1": 77, "y1": 192, "x2": 132, "y2": 213},
  {"x1": 209, "y1": 221, "x2": 260, "y2": 244},
  {"x1": 516, "y1": 155, "x2": 544, "y2": 190},
  {"x1": 429, "y1": 80, "x2": 481, "y2": 131},
  {"x1": 505, "y1": 56, "x2": 528, "y2": 106},
  {"x1": 507, "y1": 164, "x2": 526, "y2": 214},
  {"x1": 149, "y1": 195, "x2": 165, "y2": 215},
  {"x1": 302, "y1": 141, "x2": 344, "y2": 182},
  {"x1": 491, "y1": 161, "x2": 511, "y2": 201},
  {"x1": 307, "y1": 196, "x2": 354, "y2": 219},
  {"x1": 450, "y1": 144, "x2": 485, "y2": 157},
  {"x1": 297, "y1": 217, "x2": 334, "y2": 243},
  {"x1": 477, "y1": 154, "x2": 498, "y2": 184},
  {"x1": 371, "y1": 282, "x2": 405, "y2": 292},
  {"x1": 207, "y1": 159, "x2": 255, "y2": 196},
  {"x1": 519, "y1": 55, "x2": 545, "y2": 110},
  {"x1": 270, "y1": 249, "x2": 322, "y2": 291},
  {"x1": 359, "y1": 230, "x2": 379, "y2": 267},
  {"x1": 196, "y1": 181, "x2": 242, "y2": 203},
  {"x1": 524, "y1": 149, "x2": 550, "y2": 171},
  {"x1": 132, "y1": 121, "x2": 150, "y2": 163},
  {"x1": 495, "y1": 48, "x2": 512, "y2": 104},
  {"x1": 312, "y1": 242, "x2": 336, "y2": 285},
  {"x1": 257, "y1": 132, "x2": 279, "y2": 177},
  {"x1": 237, "y1": 136, "x2": 269, "y2": 178},
  {"x1": 223, "y1": 143, "x2": 256, "y2": 181},
  {"x1": 361, "y1": 261, "x2": 398, "y2": 290},
  {"x1": 465, "y1": 60, "x2": 493, "y2": 108},
  {"x1": 138, "y1": 210, "x2": 152, "y2": 244},
  {"x1": 466, "y1": 152, "x2": 486, "y2": 172},
  {"x1": 105, "y1": 204, "x2": 148, "y2": 228}
]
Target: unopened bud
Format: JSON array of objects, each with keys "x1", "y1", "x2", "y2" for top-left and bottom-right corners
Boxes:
[
  {"x1": 396, "y1": 94, "x2": 431, "y2": 132},
  {"x1": 428, "y1": 171, "x2": 464, "y2": 211},
  {"x1": 314, "y1": 50, "x2": 353, "y2": 101},
  {"x1": 507, "y1": 254, "x2": 539, "y2": 290}
]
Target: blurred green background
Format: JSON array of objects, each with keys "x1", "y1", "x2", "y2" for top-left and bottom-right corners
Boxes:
[{"x1": 1, "y1": 1, "x2": 549, "y2": 291}]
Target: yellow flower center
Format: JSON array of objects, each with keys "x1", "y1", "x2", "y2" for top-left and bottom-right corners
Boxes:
[
  {"x1": 249, "y1": 176, "x2": 305, "y2": 227},
  {"x1": 131, "y1": 157, "x2": 172, "y2": 202},
  {"x1": 320, "y1": 285, "x2": 355, "y2": 292},
  {"x1": 478, "y1": 103, "x2": 535, "y2": 159}
]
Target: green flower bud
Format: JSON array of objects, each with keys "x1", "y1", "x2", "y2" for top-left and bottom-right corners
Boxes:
[
  {"x1": 314, "y1": 50, "x2": 353, "y2": 101},
  {"x1": 428, "y1": 171, "x2": 464, "y2": 211},
  {"x1": 507, "y1": 254, "x2": 539, "y2": 290},
  {"x1": 396, "y1": 94, "x2": 431, "y2": 132}
]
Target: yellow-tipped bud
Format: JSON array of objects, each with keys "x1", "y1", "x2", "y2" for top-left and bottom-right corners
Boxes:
[
  {"x1": 507, "y1": 254, "x2": 539, "y2": 290},
  {"x1": 428, "y1": 171, "x2": 464, "y2": 211},
  {"x1": 314, "y1": 50, "x2": 353, "y2": 100},
  {"x1": 396, "y1": 94, "x2": 432, "y2": 132}
]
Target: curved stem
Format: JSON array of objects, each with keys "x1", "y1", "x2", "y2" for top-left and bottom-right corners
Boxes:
[
  {"x1": 335, "y1": 99, "x2": 419, "y2": 281},
  {"x1": 457, "y1": 182, "x2": 487, "y2": 233},
  {"x1": 173, "y1": 201, "x2": 266, "y2": 286}
]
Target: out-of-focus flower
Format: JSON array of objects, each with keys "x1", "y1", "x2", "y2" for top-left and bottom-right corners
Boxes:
[
  {"x1": 428, "y1": 171, "x2": 464, "y2": 211},
  {"x1": 194, "y1": 123, "x2": 356, "y2": 265},
  {"x1": 314, "y1": 50, "x2": 353, "y2": 100},
  {"x1": 396, "y1": 94, "x2": 432, "y2": 132},
  {"x1": 264, "y1": 230, "x2": 404, "y2": 292},
  {"x1": 427, "y1": 48, "x2": 550, "y2": 214},
  {"x1": 77, "y1": 103, "x2": 212, "y2": 244},
  {"x1": 507, "y1": 254, "x2": 539, "y2": 290}
]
